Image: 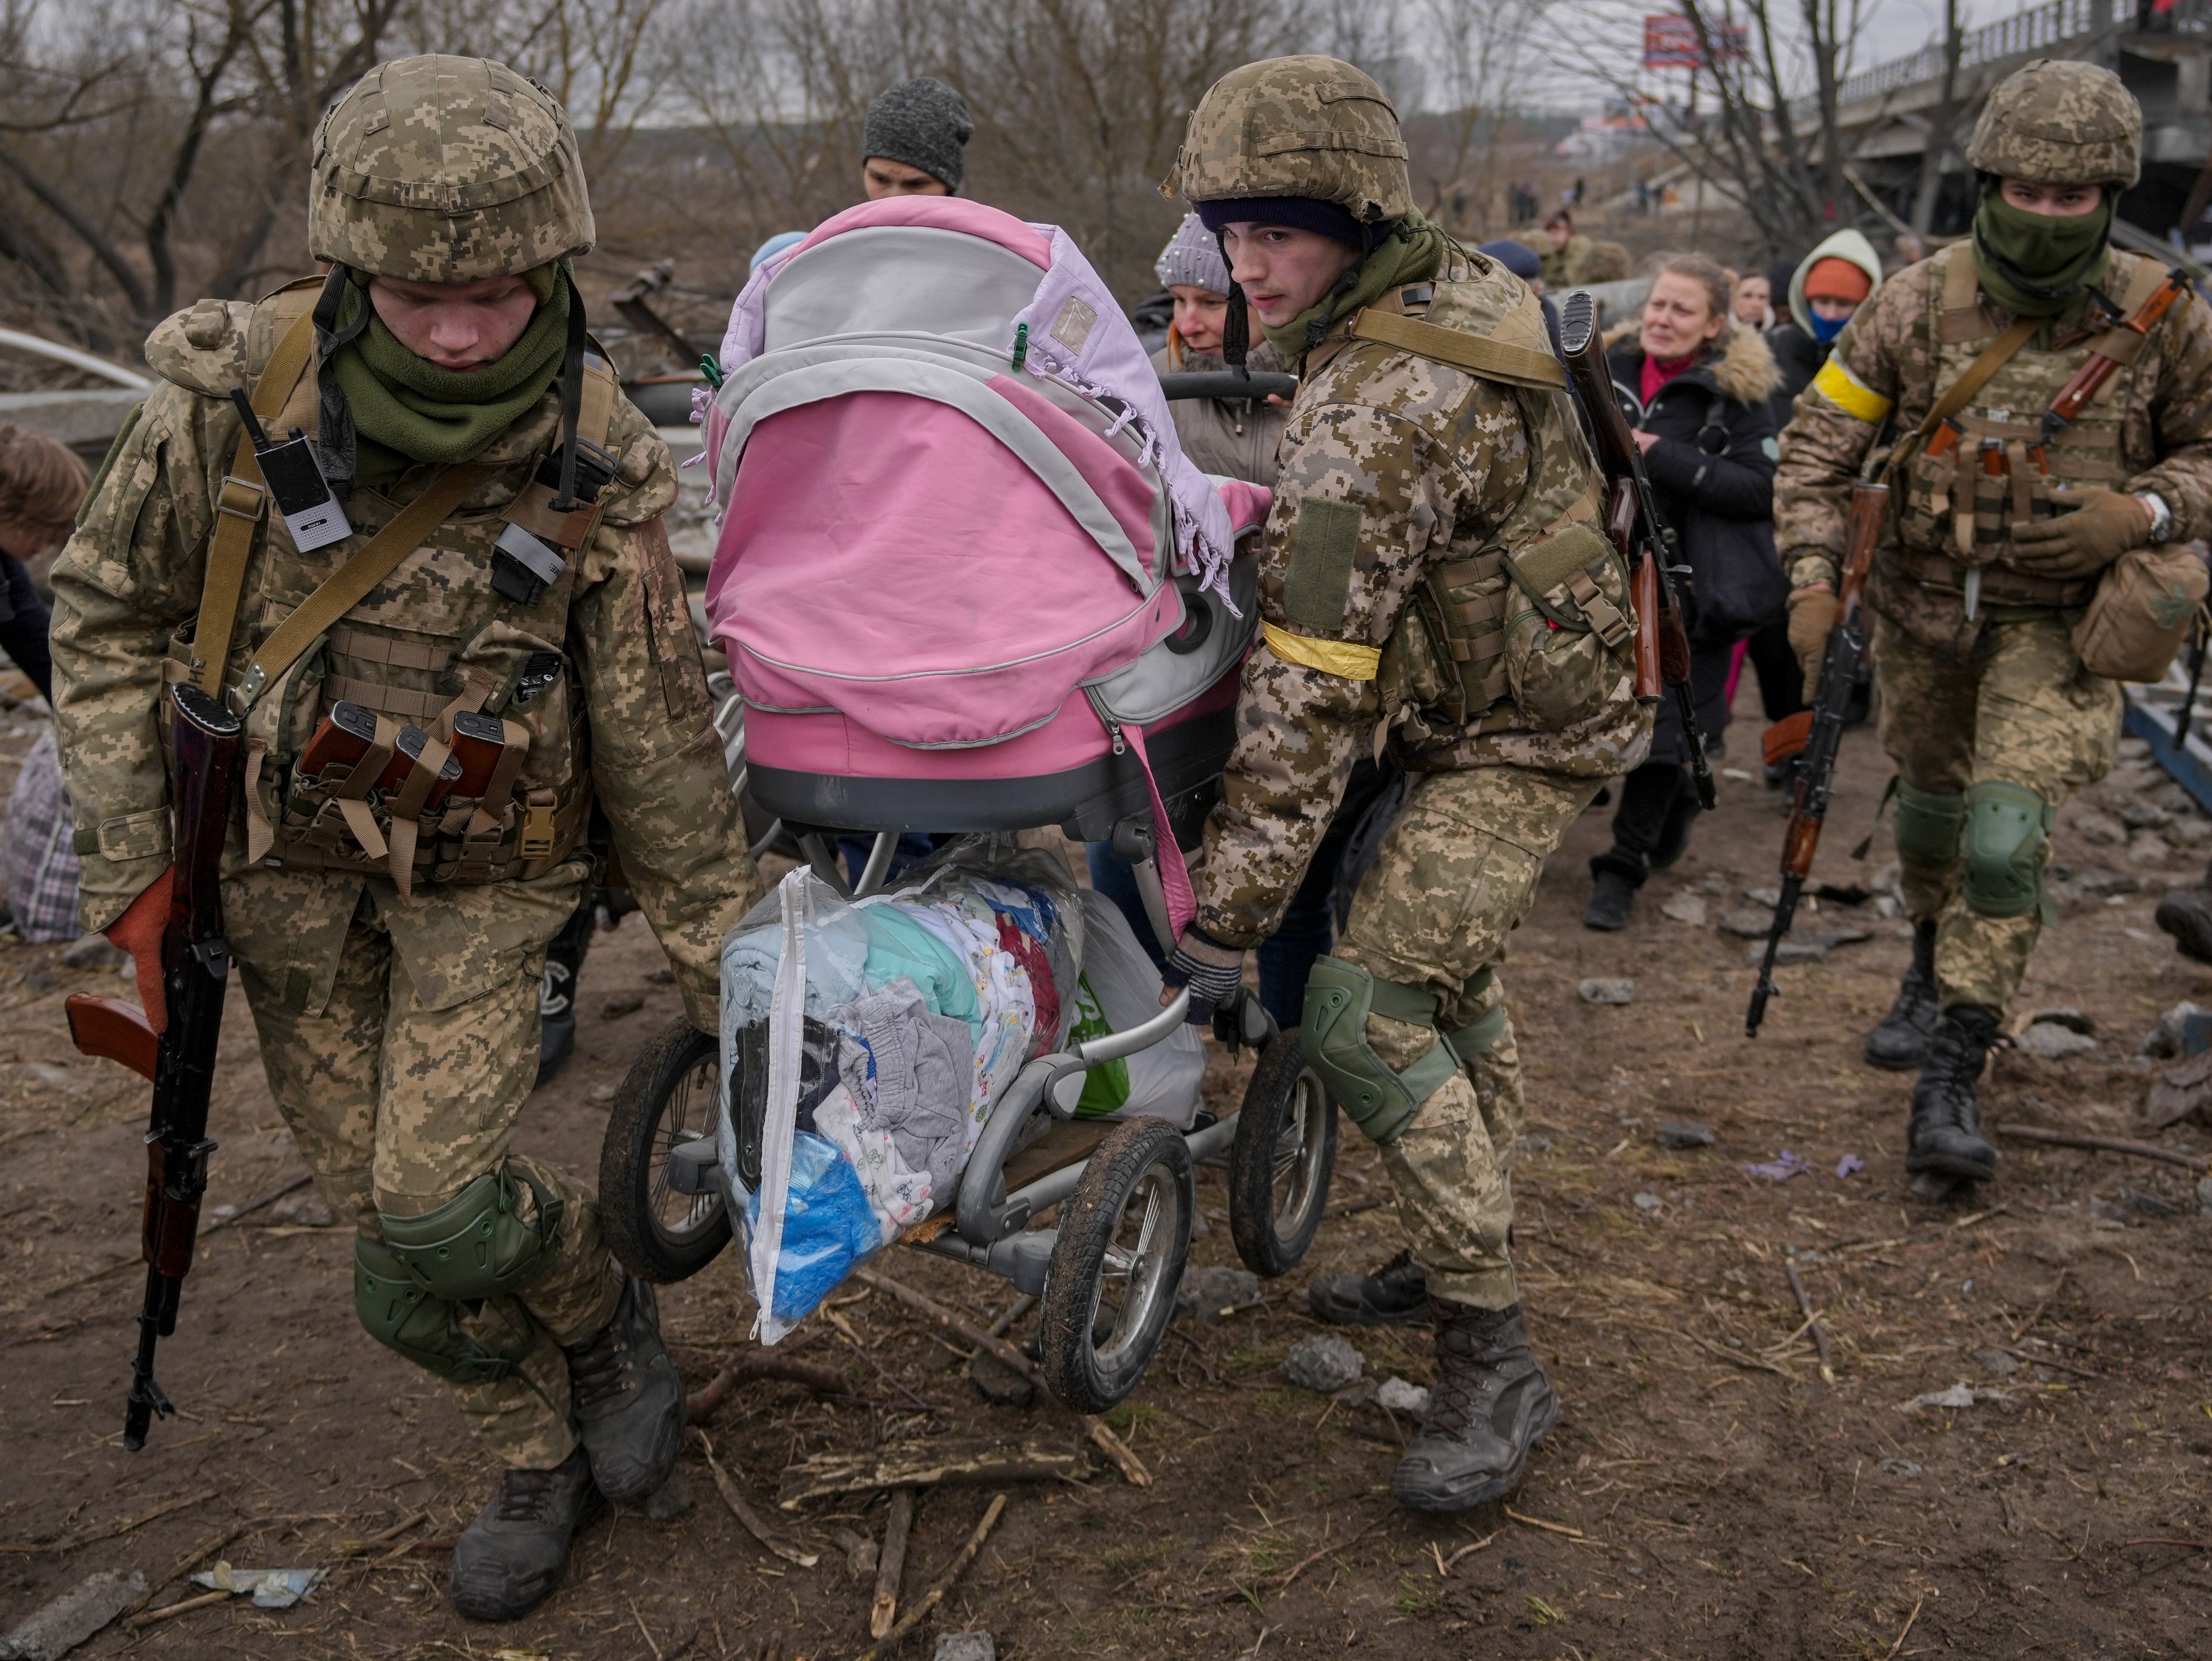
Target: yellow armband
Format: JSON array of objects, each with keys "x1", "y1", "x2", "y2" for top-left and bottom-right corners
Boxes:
[
  {"x1": 1812, "y1": 355, "x2": 1893, "y2": 425},
  {"x1": 1261, "y1": 621, "x2": 1381, "y2": 681}
]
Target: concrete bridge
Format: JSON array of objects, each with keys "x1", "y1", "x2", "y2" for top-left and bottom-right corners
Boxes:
[{"x1": 1834, "y1": 0, "x2": 2212, "y2": 239}]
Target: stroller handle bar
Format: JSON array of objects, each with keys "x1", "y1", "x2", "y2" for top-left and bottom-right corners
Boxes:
[
  {"x1": 1077, "y1": 985, "x2": 1190, "y2": 1064},
  {"x1": 1155, "y1": 370, "x2": 1297, "y2": 403}
]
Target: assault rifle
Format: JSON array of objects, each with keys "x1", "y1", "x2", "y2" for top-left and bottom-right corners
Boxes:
[
  {"x1": 1558, "y1": 290, "x2": 1715, "y2": 809},
  {"x1": 63, "y1": 682, "x2": 243, "y2": 1449},
  {"x1": 1744, "y1": 475, "x2": 1891, "y2": 1037}
]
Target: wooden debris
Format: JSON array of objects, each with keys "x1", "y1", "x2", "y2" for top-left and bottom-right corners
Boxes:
[
  {"x1": 778, "y1": 1436, "x2": 1086, "y2": 1507},
  {"x1": 1880, "y1": 1596, "x2": 1924, "y2": 1661},
  {"x1": 0, "y1": 1487, "x2": 218, "y2": 1555},
  {"x1": 1995, "y1": 1124, "x2": 2208, "y2": 1173},
  {"x1": 116, "y1": 1524, "x2": 244, "y2": 1622},
  {"x1": 698, "y1": 1432, "x2": 821, "y2": 1567},
  {"x1": 1784, "y1": 1257, "x2": 1836, "y2": 1384},
  {"x1": 686, "y1": 1352, "x2": 853, "y2": 1422},
  {"x1": 1503, "y1": 1506, "x2": 1584, "y2": 1539},
  {"x1": 1084, "y1": 1416, "x2": 1152, "y2": 1487},
  {"x1": 855, "y1": 1491, "x2": 1007, "y2": 1661},
  {"x1": 851, "y1": 1267, "x2": 1037, "y2": 1380},
  {"x1": 869, "y1": 1487, "x2": 914, "y2": 1639},
  {"x1": 126, "y1": 1587, "x2": 229, "y2": 1629}
]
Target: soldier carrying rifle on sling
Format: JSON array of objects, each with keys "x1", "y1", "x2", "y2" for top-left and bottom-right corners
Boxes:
[{"x1": 1770, "y1": 59, "x2": 2212, "y2": 1186}]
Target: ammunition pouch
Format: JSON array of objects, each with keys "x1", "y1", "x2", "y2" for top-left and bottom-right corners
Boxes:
[
  {"x1": 1961, "y1": 779, "x2": 2052, "y2": 921},
  {"x1": 377, "y1": 1162, "x2": 565, "y2": 1302},
  {"x1": 1892, "y1": 780, "x2": 1967, "y2": 868},
  {"x1": 353, "y1": 1234, "x2": 538, "y2": 1386},
  {"x1": 1303, "y1": 956, "x2": 1464, "y2": 1145}
]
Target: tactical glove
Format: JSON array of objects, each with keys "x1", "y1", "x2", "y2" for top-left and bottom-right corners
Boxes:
[
  {"x1": 104, "y1": 866, "x2": 173, "y2": 1034},
  {"x1": 2007, "y1": 486, "x2": 2151, "y2": 579},
  {"x1": 1787, "y1": 585, "x2": 1840, "y2": 703},
  {"x1": 1161, "y1": 928, "x2": 1247, "y2": 1025}
]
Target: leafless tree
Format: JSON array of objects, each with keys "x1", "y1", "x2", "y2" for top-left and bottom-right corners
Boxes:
[{"x1": 1908, "y1": 0, "x2": 1964, "y2": 238}]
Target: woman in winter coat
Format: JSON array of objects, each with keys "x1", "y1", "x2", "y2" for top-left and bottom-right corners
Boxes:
[
  {"x1": 1584, "y1": 253, "x2": 1783, "y2": 931},
  {"x1": 1147, "y1": 213, "x2": 1291, "y2": 484}
]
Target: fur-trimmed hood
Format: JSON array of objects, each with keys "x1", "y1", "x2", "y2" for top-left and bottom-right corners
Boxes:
[{"x1": 1604, "y1": 317, "x2": 1781, "y2": 408}]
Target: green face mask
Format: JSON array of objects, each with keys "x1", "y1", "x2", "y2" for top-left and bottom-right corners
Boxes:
[{"x1": 1970, "y1": 190, "x2": 2113, "y2": 318}]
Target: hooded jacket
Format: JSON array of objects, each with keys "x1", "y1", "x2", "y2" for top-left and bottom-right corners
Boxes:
[{"x1": 1769, "y1": 228, "x2": 1885, "y2": 419}]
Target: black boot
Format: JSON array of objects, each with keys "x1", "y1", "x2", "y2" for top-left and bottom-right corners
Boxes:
[
  {"x1": 563, "y1": 1272, "x2": 684, "y2": 1503},
  {"x1": 1583, "y1": 851, "x2": 1642, "y2": 931},
  {"x1": 1865, "y1": 919, "x2": 1940, "y2": 1071},
  {"x1": 450, "y1": 1446, "x2": 603, "y2": 1620},
  {"x1": 1391, "y1": 1299, "x2": 1559, "y2": 1513},
  {"x1": 1306, "y1": 1249, "x2": 1430, "y2": 1327},
  {"x1": 2155, "y1": 888, "x2": 2212, "y2": 964},
  {"x1": 1906, "y1": 1005, "x2": 2000, "y2": 1182}
]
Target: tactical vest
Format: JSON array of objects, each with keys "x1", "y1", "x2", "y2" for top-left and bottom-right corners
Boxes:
[
  {"x1": 165, "y1": 276, "x2": 622, "y2": 892},
  {"x1": 1356, "y1": 263, "x2": 1633, "y2": 759},
  {"x1": 1893, "y1": 244, "x2": 2169, "y2": 609}
]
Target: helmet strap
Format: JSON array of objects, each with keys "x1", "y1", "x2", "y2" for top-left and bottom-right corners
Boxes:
[
  {"x1": 550, "y1": 266, "x2": 589, "y2": 512},
  {"x1": 1213, "y1": 230, "x2": 1250, "y2": 375},
  {"x1": 311, "y1": 266, "x2": 371, "y2": 499}
]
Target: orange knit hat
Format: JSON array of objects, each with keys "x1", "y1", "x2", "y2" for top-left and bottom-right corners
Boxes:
[{"x1": 1802, "y1": 256, "x2": 1872, "y2": 304}]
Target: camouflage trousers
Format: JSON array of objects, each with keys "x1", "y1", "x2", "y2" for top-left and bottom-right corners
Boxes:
[
  {"x1": 225, "y1": 861, "x2": 622, "y2": 1469},
  {"x1": 1874, "y1": 612, "x2": 2121, "y2": 1013},
  {"x1": 1334, "y1": 764, "x2": 1600, "y2": 1311}
]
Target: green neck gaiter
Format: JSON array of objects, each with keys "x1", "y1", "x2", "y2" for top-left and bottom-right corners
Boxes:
[
  {"x1": 1260, "y1": 209, "x2": 1449, "y2": 364},
  {"x1": 331, "y1": 264, "x2": 570, "y2": 485},
  {"x1": 1970, "y1": 191, "x2": 2113, "y2": 318}
]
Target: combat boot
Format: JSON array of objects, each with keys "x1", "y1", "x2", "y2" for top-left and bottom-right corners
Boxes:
[
  {"x1": 564, "y1": 1272, "x2": 683, "y2": 1502},
  {"x1": 2154, "y1": 887, "x2": 2212, "y2": 964},
  {"x1": 1391, "y1": 1299, "x2": 1558, "y2": 1513},
  {"x1": 1865, "y1": 919, "x2": 1940, "y2": 1071},
  {"x1": 1306, "y1": 1249, "x2": 1430, "y2": 1327},
  {"x1": 1906, "y1": 1005, "x2": 2000, "y2": 1182},
  {"x1": 450, "y1": 1446, "x2": 602, "y2": 1620}
]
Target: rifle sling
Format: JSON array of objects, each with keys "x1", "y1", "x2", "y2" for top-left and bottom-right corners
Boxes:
[
  {"x1": 234, "y1": 462, "x2": 497, "y2": 709},
  {"x1": 1887, "y1": 315, "x2": 2041, "y2": 475},
  {"x1": 191, "y1": 305, "x2": 320, "y2": 695},
  {"x1": 1349, "y1": 308, "x2": 1568, "y2": 391}
]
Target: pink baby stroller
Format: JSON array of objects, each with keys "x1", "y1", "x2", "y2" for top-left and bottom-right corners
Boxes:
[{"x1": 596, "y1": 198, "x2": 1336, "y2": 1410}]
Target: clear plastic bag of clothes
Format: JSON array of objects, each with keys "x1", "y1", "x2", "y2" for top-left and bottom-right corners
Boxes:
[{"x1": 718, "y1": 839, "x2": 1084, "y2": 1342}]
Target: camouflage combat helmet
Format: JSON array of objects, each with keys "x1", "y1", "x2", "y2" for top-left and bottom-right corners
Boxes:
[
  {"x1": 1966, "y1": 58, "x2": 2142, "y2": 190},
  {"x1": 310, "y1": 55, "x2": 594, "y2": 283},
  {"x1": 1162, "y1": 55, "x2": 1411, "y2": 223}
]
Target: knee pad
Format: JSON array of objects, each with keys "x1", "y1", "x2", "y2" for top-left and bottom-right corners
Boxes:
[
  {"x1": 1962, "y1": 779, "x2": 2052, "y2": 918},
  {"x1": 354, "y1": 1235, "x2": 532, "y2": 1386},
  {"x1": 377, "y1": 1162, "x2": 565, "y2": 1302},
  {"x1": 1892, "y1": 781, "x2": 1966, "y2": 867},
  {"x1": 1303, "y1": 956, "x2": 1463, "y2": 1146}
]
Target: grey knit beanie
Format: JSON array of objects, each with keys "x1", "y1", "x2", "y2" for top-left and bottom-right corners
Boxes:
[
  {"x1": 1154, "y1": 213, "x2": 1230, "y2": 293},
  {"x1": 862, "y1": 77, "x2": 973, "y2": 194}
]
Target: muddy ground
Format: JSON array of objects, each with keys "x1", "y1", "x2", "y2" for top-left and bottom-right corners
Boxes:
[{"x1": 4, "y1": 676, "x2": 2210, "y2": 1661}]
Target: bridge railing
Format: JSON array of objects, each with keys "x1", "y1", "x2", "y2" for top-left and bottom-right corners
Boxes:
[{"x1": 1834, "y1": 0, "x2": 2105, "y2": 107}]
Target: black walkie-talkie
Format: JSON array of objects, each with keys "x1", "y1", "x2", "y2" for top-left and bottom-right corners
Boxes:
[{"x1": 228, "y1": 388, "x2": 352, "y2": 553}]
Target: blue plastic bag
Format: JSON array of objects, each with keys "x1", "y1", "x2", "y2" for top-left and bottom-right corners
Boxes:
[{"x1": 742, "y1": 1130, "x2": 882, "y2": 1329}]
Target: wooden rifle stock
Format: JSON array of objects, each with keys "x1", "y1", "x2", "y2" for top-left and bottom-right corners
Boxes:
[
  {"x1": 66, "y1": 994, "x2": 158, "y2": 1082},
  {"x1": 1608, "y1": 477, "x2": 1661, "y2": 702}
]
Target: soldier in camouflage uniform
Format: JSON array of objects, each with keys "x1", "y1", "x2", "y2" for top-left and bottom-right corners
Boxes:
[
  {"x1": 48, "y1": 57, "x2": 760, "y2": 1619},
  {"x1": 1157, "y1": 57, "x2": 1650, "y2": 1513},
  {"x1": 1775, "y1": 59, "x2": 2212, "y2": 1184}
]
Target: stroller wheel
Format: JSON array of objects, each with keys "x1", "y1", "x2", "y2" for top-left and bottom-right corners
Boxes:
[
  {"x1": 599, "y1": 1017, "x2": 732, "y2": 1284},
  {"x1": 1228, "y1": 1029, "x2": 1337, "y2": 1278},
  {"x1": 1038, "y1": 1116, "x2": 1193, "y2": 1413}
]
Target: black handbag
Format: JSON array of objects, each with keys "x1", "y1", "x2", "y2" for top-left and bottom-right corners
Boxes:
[{"x1": 1678, "y1": 407, "x2": 1788, "y2": 643}]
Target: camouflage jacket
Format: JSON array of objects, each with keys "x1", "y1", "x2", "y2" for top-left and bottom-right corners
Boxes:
[
  {"x1": 1774, "y1": 243, "x2": 2212, "y2": 654},
  {"x1": 1193, "y1": 255, "x2": 1649, "y2": 948},
  {"x1": 48, "y1": 289, "x2": 759, "y2": 1029}
]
